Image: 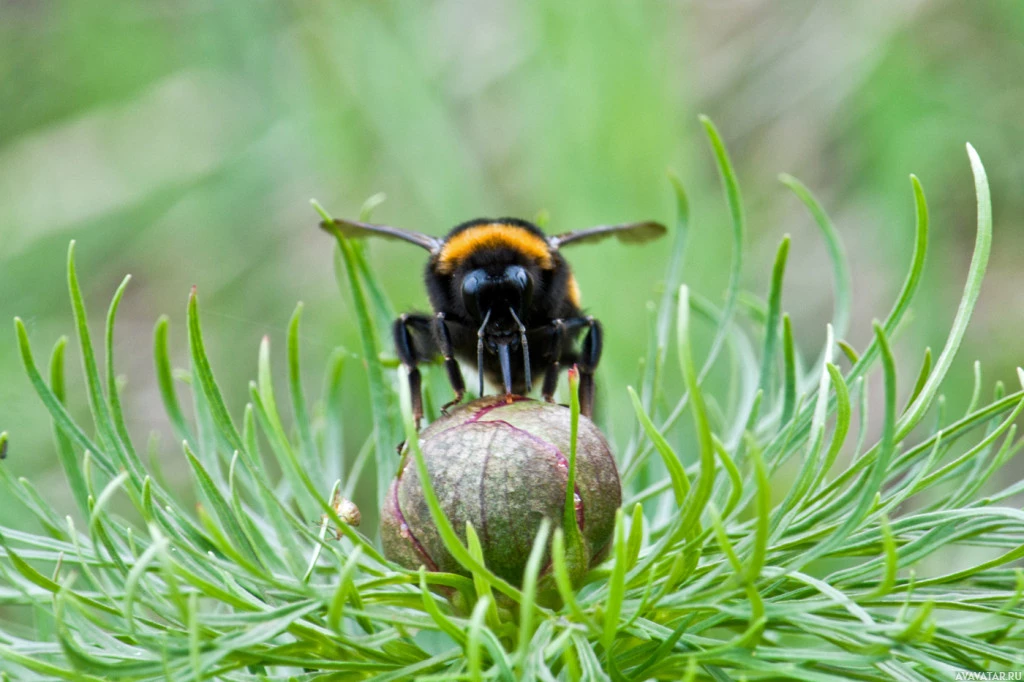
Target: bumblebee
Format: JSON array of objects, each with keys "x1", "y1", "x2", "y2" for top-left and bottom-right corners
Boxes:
[{"x1": 322, "y1": 215, "x2": 666, "y2": 428}]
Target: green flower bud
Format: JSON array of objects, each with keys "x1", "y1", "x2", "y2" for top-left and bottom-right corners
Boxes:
[{"x1": 381, "y1": 396, "x2": 621, "y2": 585}]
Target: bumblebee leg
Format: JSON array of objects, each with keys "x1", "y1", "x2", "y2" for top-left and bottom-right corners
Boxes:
[
  {"x1": 542, "y1": 319, "x2": 566, "y2": 402},
  {"x1": 578, "y1": 317, "x2": 602, "y2": 418},
  {"x1": 507, "y1": 307, "x2": 532, "y2": 393},
  {"x1": 433, "y1": 312, "x2": 466, "y2": 414},
  {"x1": 476, "y1": 309, "x2": 492, "y2": 398},
  {"x1": 393, "y1": 313, "x2": 435, "y2": 430}
]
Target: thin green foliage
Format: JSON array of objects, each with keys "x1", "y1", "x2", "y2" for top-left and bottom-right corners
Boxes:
[
  {"x1": 778, "y1": 174, "x2": 852, "y2": 343},
  {"x1": 315, "y1": 199, "x2": 397, "y2": 507},
  {"x1": 2, "y1": 125, "x2": 1021, "y2": 680}
]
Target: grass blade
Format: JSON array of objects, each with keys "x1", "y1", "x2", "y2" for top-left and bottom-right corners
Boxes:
[
  {"x1": 897, "y1": 146, "x2": 992, "y2": 438},
  {"x1": 317, "y1": 200, "x2": 397, "y2": 507},
  {"x1": 287, "y1": 303, "x2": 319, "y2": 478},
  {"x1": 778, "y1": 174, "x2": 852, "y2": 342},
  {"x1": 187, "y1": 288, "x2": 245, "y2": 455}
]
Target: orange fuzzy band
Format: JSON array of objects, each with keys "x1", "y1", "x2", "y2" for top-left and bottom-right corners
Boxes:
[
  {"x1": 566, "y1": 274, "x2": 581, "y2": 307},
  {"x1": 437, "y1": 224, "x2": 553, "y2": 274}
]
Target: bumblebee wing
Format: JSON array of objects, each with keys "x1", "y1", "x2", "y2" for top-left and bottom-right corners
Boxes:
[
  {"x1": 320, "y1": 218, "x2": 442, "y2": 253},
  {"x1": 550, "y1": 220, "x2": 667, "y2": 249}
]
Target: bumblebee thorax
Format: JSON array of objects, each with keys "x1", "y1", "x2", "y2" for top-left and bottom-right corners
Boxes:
[{"x1": 434, "y1": 219, "x2": 555, "y2": 275}]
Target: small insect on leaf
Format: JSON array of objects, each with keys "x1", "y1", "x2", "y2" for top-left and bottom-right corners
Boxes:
[{"x1": 321, "y1": 490, "x2": 362, "y2": 540}]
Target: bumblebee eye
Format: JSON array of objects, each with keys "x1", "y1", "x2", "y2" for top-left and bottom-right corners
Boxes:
[
  {"x1": 461, "y1": 270, "x2": 486, "y2": 319},
  {"x1": 506, "y1": 265, "x2": 533, "y2": 311}
]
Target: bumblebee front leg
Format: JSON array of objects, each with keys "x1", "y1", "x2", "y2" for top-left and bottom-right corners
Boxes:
[
  {"x1": 542, "y1": 319, "x2": 566, "y2": 403},
  {"x1": 578, "y1": 317, "x2": 602, "y2": 418},
  {"x1": 393, "y1": 313, "x2": 435, "y2": 430},
  {"x1": 540, "y1": 316, "x2": 601, "y2": 417},
  {"x1": 432, "y1": 312, "x2": 466, "y2": 414}
]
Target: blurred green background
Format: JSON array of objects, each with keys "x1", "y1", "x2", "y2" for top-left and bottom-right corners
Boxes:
[{"x1": 2, "y1": 0, "x2": 1022, "y2": 526}]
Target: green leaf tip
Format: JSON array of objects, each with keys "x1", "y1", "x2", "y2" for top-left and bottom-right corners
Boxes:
[
  {"x1": 667, "y1": 168, "x2": 689, "y2": 217},
  {"x1": 359, "y1": 192, "x2": 387, "y2": 220},
  {"x1": 310, "y1": 198, "x2": 333, "y2": 224}
]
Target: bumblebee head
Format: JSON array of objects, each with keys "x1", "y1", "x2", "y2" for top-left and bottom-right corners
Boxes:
[
  {"x1": 460, "y1": 264, "x2": 534, "y2": 326},
  {"x1": 433, "y1": 219, "x2": 552, "y2": 328}
]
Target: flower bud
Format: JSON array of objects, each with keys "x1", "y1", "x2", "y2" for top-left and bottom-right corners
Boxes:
[{"x1": 381, "y1": 396, "x2": 621, "y2": 585}]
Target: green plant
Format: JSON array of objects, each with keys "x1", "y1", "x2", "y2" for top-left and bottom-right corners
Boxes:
[{"x1": 2, "y1": 120, "x2": 1022, "y2": 680}]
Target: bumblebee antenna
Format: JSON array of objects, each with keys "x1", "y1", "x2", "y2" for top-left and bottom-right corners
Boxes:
[
  {"x1": 509, "y1": 307, "x2": 531, "y2": 393},
  {"x1": 477, "y1": 309, "x2": 492, "y2": 397}
]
